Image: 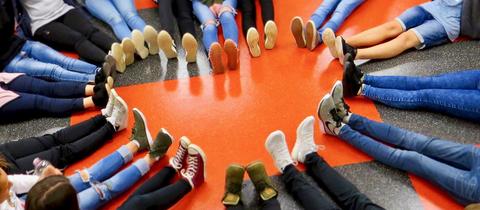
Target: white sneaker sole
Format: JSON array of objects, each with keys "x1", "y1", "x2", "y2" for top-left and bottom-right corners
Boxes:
[
  {"x1": 291, "y1": 17, "x2": 306, "y2": 48},
  {"x1": 121, "y1": 38, "x2": 135, "y2": 66},
  {"x1": 133, "y1": 108, "x2": 153, "y2": 148},
  {"x1": 322, "y1": 28, "x2": 338, "y2": 58},
  {"x1": 247, "y1": 28, "x2": 261, "y2": 58},
  {"x1": 305, "y1": 21, "x2": 317, "y2": 51},
  {"x1": 144, "y1": 25, "x2": 159, "y2": 55},
  {"x1": 182, "y1": 33, "x2": 197, "y2": 63},
  {"x1": 335, "y1": 36, "x2": 345, "y2": 65},
  {"x1": 111, "y1": 43, "x2": 126, "y2": 73},
  {"x1": 158, "y1": 31, "x2": 177, "y2": 59},
  {"x1": 264, "y1": 21, "x2": 278, "y2": 50},
  {"x1": 131, "y1": 30, "x2": 149, "y2": 59}
]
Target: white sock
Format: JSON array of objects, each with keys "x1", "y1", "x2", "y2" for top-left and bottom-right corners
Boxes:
[{"x1": 132, "y1": 140, "x2": 140, "y2": 148}]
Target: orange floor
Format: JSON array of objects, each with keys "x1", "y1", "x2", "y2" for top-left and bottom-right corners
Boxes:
[{"x1": 66, "y1": 0, "x2": 463, "y2": 209}]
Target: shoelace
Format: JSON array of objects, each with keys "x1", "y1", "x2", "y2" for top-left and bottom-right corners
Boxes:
[
  {"x1": 329, "y1": 109, "x2": 343, "y2": 127},
  {"x1": 183, "y1": 155, "x2": 199, "y2": 178},
  {"x1": 172, "y1": 146, "x2": 187, "y2": 168}
]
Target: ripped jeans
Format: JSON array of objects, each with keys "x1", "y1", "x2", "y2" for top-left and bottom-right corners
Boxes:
[
  {"x1": 192, "y1": 0, "x2": 238, "y2": 51},
  {"x1": 68, "y1": 146, "x2": 150, "y2": 210}
]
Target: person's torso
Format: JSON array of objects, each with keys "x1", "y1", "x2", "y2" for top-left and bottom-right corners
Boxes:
[
  {"x1": 421, "y1": 0, "x2": 463, "y2": 40},
  {"x1": 18, "y1": 0, "x2": 74, "y2": 33}
]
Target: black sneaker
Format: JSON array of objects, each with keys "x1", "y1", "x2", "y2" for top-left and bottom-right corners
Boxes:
[
  {"x1": 335, "y1": 36, "x2": 357, "y2": 65},
  {"x1": 92, "y1": 83, "x2": 110, "y2": 107},
  {"x1": 94, "y1": 67, "x2": 106, "y2": 84},
  {"x1": 342, "y1": 61, "x2": 363, "y2": 97},
  {"x1": 104, "y1": 54, "x2": 118, "y2": 79}
]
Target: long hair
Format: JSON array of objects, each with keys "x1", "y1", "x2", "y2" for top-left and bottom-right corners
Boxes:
[
  {"x1": 25, "y1": 175, "x2": 79, "y2": 210},
  {"x1": 0, "y1": 155, "x2": 10, "y2": 171}
]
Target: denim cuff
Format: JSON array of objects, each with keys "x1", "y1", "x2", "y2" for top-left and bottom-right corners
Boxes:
[
  {"x1": 410, "y1": 28, "x2": 426, "y2": 49},
  {"x1": 133, "y1": 159, "x2": 150, "y2": 176},
  {"x1": 117, "y1": 146, "x2": 133, "y2": 163},
  {"x1": 395, "y1": 18, "x2": 407, "y2": 31}
]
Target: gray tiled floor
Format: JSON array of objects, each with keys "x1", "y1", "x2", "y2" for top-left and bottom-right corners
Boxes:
[{"x1": 1, "y1": 8, "x2": 479, "y2": 209}]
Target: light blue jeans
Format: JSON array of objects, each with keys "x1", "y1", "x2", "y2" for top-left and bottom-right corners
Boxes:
[
  {"x1": 339, "y1": 114, "x2": 480, "y2": 205},
  {"x1": 310, "y1": 0, "x2": 364, "y2": 44},
  {"x1": 85, "y1": 0, "x2": 147, "y2": 40},
  {"x1": 192, "y1": 0, "x2": 238, "y2": 51},
  {"x1": 69, "y1": 146, "x2": 150, "y2": 210},
  {"x1": 362, "y1": 70, "x2": 480, "y2": 123},
  {"x1": 4, "y1": 41, "x2": 96, "y2": 83}
]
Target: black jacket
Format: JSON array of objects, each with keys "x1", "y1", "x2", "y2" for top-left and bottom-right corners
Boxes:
[
  {"x1": 0, "y1": 0, "x2": 25, "y2": 71},
  {"x1": 460, "y1": 0, "x2": 480, "y2": 39}
]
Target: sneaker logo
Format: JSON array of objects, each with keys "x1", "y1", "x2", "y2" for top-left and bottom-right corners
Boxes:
[{"x1": 325, "y1": 121, "x2": 336, "y2": 134}]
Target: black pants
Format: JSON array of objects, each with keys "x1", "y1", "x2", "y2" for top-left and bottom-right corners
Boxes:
[
  {"x1": 34, "y1": 9, "x2": 116, "y2": 64},
  {"x1": 226, "y1": 198, "x2": 281, "y2": 210},
  {"x1": 158, "y1": 0, "x2": 196, "y2": 37},
  {"x1": 119, "y1": 166, "x2": 192, "y2": 210},
  {"x1": 238, "y1": 0, "x2": 274, "y2": 38},
  {"x1": 0, "y1": 115, "x2": 114, "y2": 174},
  {"x1": 282, "y1": 153, "x2": 384, "y2": 210}
]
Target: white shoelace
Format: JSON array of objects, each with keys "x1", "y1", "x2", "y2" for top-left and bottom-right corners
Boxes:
[
  {"x1": 172, "y1": 146, "x2": 187, "y2": 169},
  {"x1": 182, "y1": 155, "x2": 198, "y2": 178}
]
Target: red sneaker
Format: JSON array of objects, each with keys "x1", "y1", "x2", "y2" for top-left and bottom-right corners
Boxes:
[
  {"x1": 169, "y1": 136, "x2": 191, "y2": 172},
  {"x1": 181, "y1": 144, "x2": 207, "y2": 188}
]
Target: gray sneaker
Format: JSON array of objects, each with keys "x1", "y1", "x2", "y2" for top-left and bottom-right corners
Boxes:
[
  {"x1": 317, "y1": 94, "x2": 343, "y2": 136},
  {"x1": 330, "y1": 81, "x2": 350, "y2": 120}
]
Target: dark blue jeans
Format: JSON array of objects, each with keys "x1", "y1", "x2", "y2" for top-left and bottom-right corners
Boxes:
[
  {"x1": 0, "y1": 75, "x2": 86, "y2": 118},
  {"x1": 339, "y1": 114, "x2": 480, "y2": 205},
  {"x1": 363, "y1": 70, "x2": 480, "y2": 122}
]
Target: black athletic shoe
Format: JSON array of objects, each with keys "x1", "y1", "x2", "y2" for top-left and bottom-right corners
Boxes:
[
  {"x1": 92, "y1": 83, "x2": 109, "y2": 107},
  {"x1": 336, "y1": 36, "x2": 357, "y2": 65},
  {"x1": 94, "y1": 67, "x2": 106, "y2": 84},
  {"x1": 342, "y1": 61, "x2": 363, "y2": 97}
]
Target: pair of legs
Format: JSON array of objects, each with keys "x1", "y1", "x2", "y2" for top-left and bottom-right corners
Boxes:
[
  {"x1": 34, "y1": 8, "x2": 116, "y2": 64},
  {"x1": 337, "y1": 114, "x2": 480, "y2": 205},
  {"x1": 329, "y1": 5, "x2": 449, "y2": 61},
  {"x1": 156, "y1": 0, "x2": 199, "y2": 62},
  {"x1": 0, "y1": 75, "x2": 111, "y2": 120},
  {"x1": 0, "y1": 115, "x2": 114, "y2": 174},
  {"x1": 192, "y1": 0, "x2": 239, "y2": 72},
  {"x1": 4, "y1": 41, "x2": 97, "y2": 83},
  {"x1": 239, "y1": 0, "x2": 277, "y2": 57},
  {"x1": 356, "y1": 69, "x2": 480, "y2": 123},
  {"x1": 85, "y1": 0, "x2": 146, "y2": 40},
  {"x1": 265, "y1": 116, "x2": 383, "y2": 210}
]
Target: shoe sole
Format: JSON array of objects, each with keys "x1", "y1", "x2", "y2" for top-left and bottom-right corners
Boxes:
[
  {"x1": 188, "y1": 144, "x2": 207, "y2": 179},
  {"x1": 114, "y1": 93, "x2": 129, "y2": 130},
  {"x1": 133, "y1": 108, "x2": 153, "y2": 148},
  {"x1": 182, "y1": 33, "x2": 197, "y2": 63},
  {"x1": 264, "y1": 21, "x2": 278, "y2": 50},
  {"x1": 158, "y1": 31, "x2": 178, "y2": 59},
  {"x1": 180, "y1": 136, "x2": 192, "y2": 148},
  {"x1": 335, "y1": 36, "x2": 345, "y2": 65},
  {"x1": 224, "y1": 40, "x2": 238, "y2": 70},
  {"x1": 291, "y1": 17, "x2": 306, "y2": 48},
  {"x1": 111, "y1": 43, "x2": 126, "y2": 73},
  {"x1": 209, "y1": 43, "x2": 224, "y2": 74},
  {"x1": 247, "y1": 28, "x2": 261, "y2": 57},
  {"x1": 131, "y1": 30, "x2": 149, "y2": 59},
  {"x1": 245, "y1": 160, "x2": 264, "y2": 171},
  {"x1": 305, "y1": 21, "x2": 317, "y2": 51},
  {"x1": 107, "y1": 76, "x2": 114, "y2": 88},
  {"x1": 121, "y1": 39, "x2": 135, "y2": 66},
  {"x1": 330, "y1": 80, "x2": 342, "y2": 98},
  {"x1": 317, "y1": 94, "x2": 334, "y2": 135},
  {"x1": 144, "y1": 26, "x2": 159, "y2": 55},
  {"x1": 104, "y1": 55, "x2": 117, "y2": 78},
  {"x1": 322, "y1": 28, "x2": 338, "y2": 58}
]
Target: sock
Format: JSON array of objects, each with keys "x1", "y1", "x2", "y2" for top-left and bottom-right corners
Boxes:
[{"x1": 132, "y1": 140, "x2": 141, "y2": 148}]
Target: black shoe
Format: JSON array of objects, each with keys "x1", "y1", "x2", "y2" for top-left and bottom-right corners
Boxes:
[
  {"x1": 92, "y1": 83, "x2": 109, "y2": 107},
  {"x1": 94, "y1": 67, "x2": 106, "y2": 84},
  {"x1": 104, "y1": 55, "x2": 117, "y2": 79},
  {"x1": 336, "y1": 36, "x2": 357, "y2": 65},
  {"x1": 342, "y1": 61, "x2": 363, "y2": 97}
]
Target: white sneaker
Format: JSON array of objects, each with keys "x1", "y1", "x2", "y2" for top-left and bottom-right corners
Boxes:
[
  {"x1": 131, "y1": 30, "x2": 149, "y2": 59},
  {"x1": 182, "y1": 33, "x2": 197, "y2": 63},
  {"x1": 111, "y1": 43, "x2": 126, "y2": 73},
  {"x1": 144, "y1": 25, "x2": 159, "y2": 55},
  {"x1": 264, "y1": 20, "x2": 278, "y2": 50},
  {"x1": 322, "y1": 28, "x2": 338, "y2": 58},
  {"x1": 291, "y1": 116, "x2": 321, "y2": 163},
  {"x1": 108, "y1": 93, "x2": 128, "y2": 131},
  {"x1": 317, "y1": 94, "x2": 342, "y2": 136},
  {"x1": 101, "y1": 89, "x2": 117, "y2": 117},
  {"x1": 246, "y1": 27, "x2": 261, "y2": 57},
  {"x1": 157, "y1": 30, "x2": 177, "y2": 59},
  {"x1": 121, "y1": 38, "x2": 135, "y2": 66},
  {"x1": 265, "y1": 130, "x2": 294, "y2": 172}
]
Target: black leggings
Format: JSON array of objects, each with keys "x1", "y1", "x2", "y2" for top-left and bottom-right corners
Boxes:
[
  {"x1": 238, "y1": 0, "x2": 274, "y2": 38},
  {"x1": 119, "y1": 166, "x2": 192, "y2": 210},
  {"x1": 0, "y1": 115, "x2": 114, "y2": 174},
  {"x1": 34, "y1": 8, "x2": 116, "y2": 64},
  {"x1": 0, "y1": 75, "x2": 86, "y2": 120},
  {"x1": 158, "y1": 0, "x2": 197, "y2": 37},
  {"x1": 282, "y1": 153, "x2": 384, "y2": 210}
]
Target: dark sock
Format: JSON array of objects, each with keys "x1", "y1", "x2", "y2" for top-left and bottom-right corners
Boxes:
[
  {"x1": 92, "y1": 84, "x2": 108, "y2": 107},
  {"x1": 342, "y1": 37, "x2": 357, "y2": 58},
  {"x1": 94, "y1": 67, "x2": 106, "y2": 84}
]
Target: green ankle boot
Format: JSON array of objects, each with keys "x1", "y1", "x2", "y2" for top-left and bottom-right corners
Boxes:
[
  {"x1": 222, "y1": 164, "x2": 245, "y2": 205},
  {"x1": 149, "y1": 128, "x2": 173, "y2": 159},
  {"x1": 246, "y1": 161, "x2": 278, "y2": 201}
]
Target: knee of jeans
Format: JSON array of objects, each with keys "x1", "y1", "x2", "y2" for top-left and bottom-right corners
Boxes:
[
  {"x1": 202, "y1": 20, "x2": 218, "y2": 31},
  {"x1": 106, "y1": 15, "x2": 126, "y2": 28},
  {"x1": 219, "y1": 6, "x2": 236, "y2": 19},
  {"x1": 76, "y1": 169, "x2": 91, "y2": 183}
]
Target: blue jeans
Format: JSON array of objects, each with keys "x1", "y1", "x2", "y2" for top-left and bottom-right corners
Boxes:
[
  {"x1": 362, "y1": 70, "x2": 480, "y2": 123},
  {"x1": 310, "y1": 0, "x2": 364, "y2": 41},
  {"x1": 192, "y1": 0, "x2": 238, "y2": 51},
  {"x1": 339, "y1": 114, "x2": 480, "y2": 205},
  {"x1": 4, "y1": 41, "x2": 96, "y2": 83},
  {"x1": 396, "y1": 6, "x2": 449, "y2": 49},
  {"x1": 72, "y1": 146, "x2": 150, "y2": 210},
  {"x1": 85, "y1": 0, "x2": 147, "y2": 40}
]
